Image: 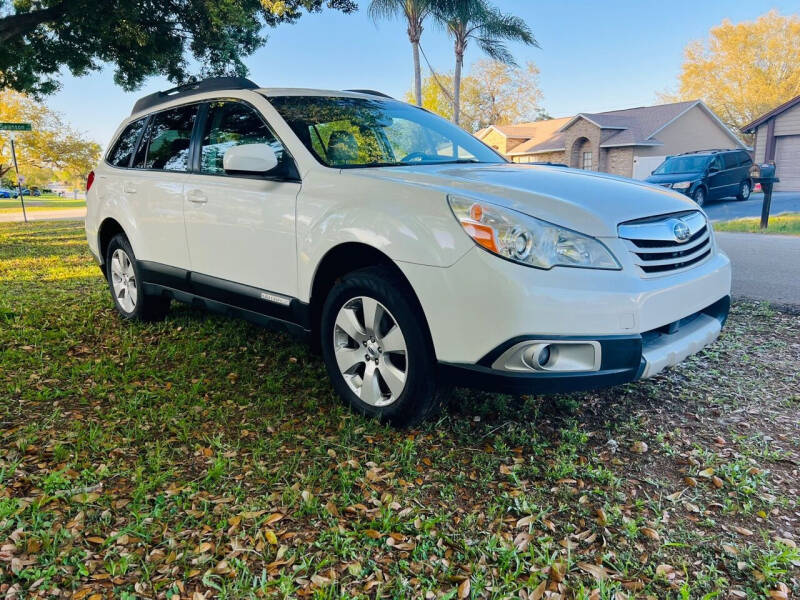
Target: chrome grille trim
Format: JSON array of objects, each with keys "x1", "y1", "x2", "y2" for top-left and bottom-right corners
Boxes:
[{"x1": 618, "y1": 211, "x2": 713, "y2": 277}]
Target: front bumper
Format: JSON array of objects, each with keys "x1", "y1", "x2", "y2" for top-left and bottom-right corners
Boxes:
[{"x1": 438, "y1": 296, "x2": 729, "y2": 394}]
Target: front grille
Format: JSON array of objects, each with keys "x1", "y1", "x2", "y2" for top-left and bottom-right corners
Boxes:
[{"x1": 618, "y1": 211, "x2": 713, "y2": 277}]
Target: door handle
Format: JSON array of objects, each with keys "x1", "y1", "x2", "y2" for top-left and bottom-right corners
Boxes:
[
  {"x1": 187, "y1": 190, "x2": 208, "y2": 204},
  {"x1": 123, "y1": 182, "x2": 136, "y2": 194}
]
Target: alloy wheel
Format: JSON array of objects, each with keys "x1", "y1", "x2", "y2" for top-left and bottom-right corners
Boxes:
[
  {"x1": 741, "y1": 181, "x2": 751, "y2": 199},
  {"x1": 333, "y1": 296, "x2": 408, "y2": 407},
  {"x1": 110, "y1": 248, "x2": 138, "y2": 313}
]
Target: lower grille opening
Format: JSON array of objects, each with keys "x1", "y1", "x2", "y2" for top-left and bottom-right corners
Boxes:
[{"x1": 639, "y1": 249, "x2": 711, "y2": 273}]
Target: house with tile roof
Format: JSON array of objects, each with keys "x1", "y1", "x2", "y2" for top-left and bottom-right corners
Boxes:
[{"x1": 476, "y1": 100, "x2": 746, "y2": 180}]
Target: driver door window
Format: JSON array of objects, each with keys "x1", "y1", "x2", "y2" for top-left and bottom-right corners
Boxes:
[{"x1": 200, "y1": 101, "x2": 292, "y2": 178}]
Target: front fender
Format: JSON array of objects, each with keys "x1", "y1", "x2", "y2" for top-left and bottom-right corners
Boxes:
[{"x1": 296, "y1": 170, "x2": 473, "y2": 301}]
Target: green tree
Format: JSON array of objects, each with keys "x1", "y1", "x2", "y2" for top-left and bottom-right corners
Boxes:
[
  {"x1": 663, "y1": 10, "x2": 800, "y2": 132},
  {"x1": 433, "y1": 0, "x2": 537, "y2": 126},
  {"x1": 0, "y1": 0, "x2": 357, "y2": 96},
  {"x1": 0, "y1": 91, "x2": 101, "y2": 186},
  {"x1": 368, "y1": 0, "x2": 435, "y2": 107}
]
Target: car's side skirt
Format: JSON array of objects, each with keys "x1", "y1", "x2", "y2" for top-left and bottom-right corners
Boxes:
[{"x1": 137, "y1": 261, "x2": 311, "y2": 339}]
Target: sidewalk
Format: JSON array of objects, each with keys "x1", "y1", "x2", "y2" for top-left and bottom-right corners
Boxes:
[{"x1": 0, "y1": 208, "x2": 87, "y2": 222}]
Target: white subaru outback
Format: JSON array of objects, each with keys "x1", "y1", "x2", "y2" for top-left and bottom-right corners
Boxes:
[{"x1": 85, "y1": 77, "x2": 732, "y2": 425}]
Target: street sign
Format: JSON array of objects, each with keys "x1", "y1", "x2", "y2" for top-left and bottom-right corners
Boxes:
[{"x1": 0, "y1": 122, "x2": 32, "y2": 131}]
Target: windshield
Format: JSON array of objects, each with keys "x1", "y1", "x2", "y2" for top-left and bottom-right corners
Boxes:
[
  {"x1": 653, "y1": 155, "x2": 711, "y2": 175},
  {"x1": 267, "y1": 95, "x2": 505, "y2": 168}
]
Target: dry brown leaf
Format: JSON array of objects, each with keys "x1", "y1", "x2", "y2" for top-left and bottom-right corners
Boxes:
[
  {"x1": 711, "y1": 476, "x2": 724, "y2": 488},
  {"x1": 364, "y1": 529, "x2": 382, "y2": 539},
  {"x1": 458, "y1": 578, "x2": 471, "y2": 599},
  {"x1": 640, "y1": 527, "x2": 660, "y2": 541},
  {"x1": 733, "y1": 526, "x2": 753, "y2": 536},
  {"x1": 578, "y1": 561, "x2": 609, "y2": 581},
  {"x1": 630, "y1": 441, "x2": 648, "y2": 454},
  {"x1": 698, "y1": 467, "x2": 714, "y2": 478}
]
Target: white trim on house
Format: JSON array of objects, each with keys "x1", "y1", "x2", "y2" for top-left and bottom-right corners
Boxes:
[
  {"x1": 599, "y1": 141, "x2": 663, "y2": 148},
  {"x1": 507, "y1": 146, "x2": 567, "y2": 156},
  {"x1": 559, "y1": 114, "x2": 627, "y2": 132}
]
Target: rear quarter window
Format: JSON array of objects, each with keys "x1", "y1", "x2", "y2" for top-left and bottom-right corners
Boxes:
[
  {"x1": 107, "y1": 118, "x2": 147, "y2": 168},
  {"x1": 723, "y1": 152, "x2": 741, "y2": 169}
]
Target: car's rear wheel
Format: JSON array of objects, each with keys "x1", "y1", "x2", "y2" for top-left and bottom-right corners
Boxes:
[
  {"x1": 320, "y1": 266, "x2": 440, "y2": 426},
  {"x1": 105, "y1": 234, "x2": 170, "y2": 321},
  {"x1": 736, "y1": 180, "x2": 751, "y2": 201},
  {"x1": 692, "y1": 186, "x2": 706, "y2": 207}
]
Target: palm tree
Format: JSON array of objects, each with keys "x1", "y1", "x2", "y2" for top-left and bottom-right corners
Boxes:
[
  {"x1": 369, "y1": 0, "x2": 434, "y2": 107},
  {"x1": 435, "y1": 0, "x2": 537, "y2": 126}
]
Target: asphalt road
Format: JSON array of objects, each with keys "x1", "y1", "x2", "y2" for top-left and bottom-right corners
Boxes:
[
  {"x1": 716, "y1": 232, "x2": 800, "y2": 307},
  {"x1": 703, "y1": 191, "x2": 800, "y2": 222}
]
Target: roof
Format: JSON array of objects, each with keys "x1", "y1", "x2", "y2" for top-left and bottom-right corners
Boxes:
[
  {"x1": 505, "y1": 100, "x2": 746, "y2": 156},
  {"x1": 741, "y1": 94, "x2": 800, "y2": 133}
]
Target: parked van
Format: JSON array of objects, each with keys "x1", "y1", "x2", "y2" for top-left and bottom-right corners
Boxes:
[{"x1": 646, "y1": 149, "x2": 753, "y2": 206}]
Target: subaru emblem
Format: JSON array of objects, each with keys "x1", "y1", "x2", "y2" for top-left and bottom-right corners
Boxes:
[{"x1": 673, "y1": 221, "x2": 691, "y2": 242}]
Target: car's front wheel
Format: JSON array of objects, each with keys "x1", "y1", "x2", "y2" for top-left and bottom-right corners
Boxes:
[
  {"x1": 736, "y1": 180, "x2": 751, "y2": 201},
  {"x1": 692, "y1": 186, "x2": 706, "y2": 207},
  {"x1": 320, "y1": 267, "x2": 440, "y2": 426},
  {"x1": 105, "y1": 234, "x2": 170, "y2": 321}
]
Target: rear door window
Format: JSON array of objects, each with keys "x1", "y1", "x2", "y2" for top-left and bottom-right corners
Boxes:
[
  {"x1": 107, "y1": 118, "x2": 147, "y2": 168},
  {"x1": 133, "y1": 104, "x2": 199, "y2": 171}
]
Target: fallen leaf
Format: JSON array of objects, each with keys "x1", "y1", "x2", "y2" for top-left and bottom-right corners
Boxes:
[
  {"x1": 630, "y1": 441, "x2": 648, "y2": 454},
  {"x1": 458, "y1": 578, "x2": 471, "y2": 599},
  {"x1": 640, "y1": 527, "x2": 660, "y2": 541},
  {"x1": 578, "y1": 561, "x2": 609, "y2": 581}
]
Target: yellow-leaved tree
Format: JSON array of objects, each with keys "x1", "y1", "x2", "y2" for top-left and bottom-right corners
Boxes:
[
  {"x1": 0, "y1": 91, "x2": 100, "y2": 188},
  {"x1": 665, "y1": 10, "x2": 800, "y2": 132},
  {"x1": 406, "y1": 59, "x2": 544, "y2": 133}
]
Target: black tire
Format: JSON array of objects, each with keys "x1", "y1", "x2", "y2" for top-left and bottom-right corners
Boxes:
[
  {"x1": 105, "y1": 234, "x2": 170, "y2": 321},
  {"x1": 320, "y1": 266, "x2": 440, "y2": 427},
  {"x1": 692, "y1": 186, "x2": 706, "y2": 207},
  {"x1": 736, "y1": 180, "x2": 751, "y2": 201}
]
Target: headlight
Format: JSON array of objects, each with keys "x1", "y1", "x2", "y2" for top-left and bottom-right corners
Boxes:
[
  {"x1": 671, "y1": 181, "x2": 693, "y2": 190},
  {"x1": 448, "y1": 196, "x2": 620, "y2": 270}
]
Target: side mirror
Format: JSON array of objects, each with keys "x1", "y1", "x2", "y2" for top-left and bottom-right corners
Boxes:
[{"x1": 223, "y1": 143, "x2": 279, "y2": 174}]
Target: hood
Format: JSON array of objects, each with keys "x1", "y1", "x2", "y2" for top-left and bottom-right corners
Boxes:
[
  {"x1": 645, "y1": 171, "x2": 705, "y2": 185},
  {"x1": 350, "y1": 163, "x2": 699, "y2": 238}
]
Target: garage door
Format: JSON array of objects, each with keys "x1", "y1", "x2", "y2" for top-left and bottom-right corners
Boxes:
[{"x1": 775, "y1": 135, "x2": 800, "y2": 192}]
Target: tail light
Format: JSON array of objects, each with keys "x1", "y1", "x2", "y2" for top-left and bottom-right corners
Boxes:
[{"x1": 86, "y1": 170, "x2": 95, "y2": 192}]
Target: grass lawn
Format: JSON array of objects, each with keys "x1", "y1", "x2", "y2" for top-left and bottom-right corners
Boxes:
[
  {"x1": 1, "y1": 221, "x2": 798, "y2": 599},
  {"x1": 714, "y1": 213, "x2": 800, "y2": 236},
  {"x1": 0, "y1": 195, "x2": 86, "y2": 214}
]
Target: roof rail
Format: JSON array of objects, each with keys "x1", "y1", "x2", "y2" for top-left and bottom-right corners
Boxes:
[
  {"x1": 131, "y1": 77, "x2": 259, "y2": 115},
  {"x1": 679, "y1": 148, "x2": 735, "y2": 155},
  {"x1": 344, "y1": 89, "x2": 394, "y2": 99}
]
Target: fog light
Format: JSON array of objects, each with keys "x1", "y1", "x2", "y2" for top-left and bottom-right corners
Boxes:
[{"x1": 536, "y1": 344, "x2": 551, "y2": 367}]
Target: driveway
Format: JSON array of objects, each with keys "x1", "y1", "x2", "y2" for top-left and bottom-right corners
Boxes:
[
  {"x1": 703, "y1": 191, "x2": 800, "y2": 222},
  {"x1": 716, "y1": 232, "x2": 800, "y2": 307},
  {"x1": 0, "y1": 207, "x2": 86, "y2": 222}
]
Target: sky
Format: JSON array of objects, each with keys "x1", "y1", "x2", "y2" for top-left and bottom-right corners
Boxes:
[{"x1": 45, "y1": 0, "x2": 800, "y2": 148}]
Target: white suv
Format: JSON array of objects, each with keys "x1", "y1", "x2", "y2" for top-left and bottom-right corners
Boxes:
[{"x1": 85, "y1": 77, "x2": 732, "y2": 425}]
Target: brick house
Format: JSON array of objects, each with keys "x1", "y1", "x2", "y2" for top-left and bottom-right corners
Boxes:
[
  {"x1": 742, "y1": 94, "x2": 800, "y2": 192},
  {"x1": 476, "y1": 100, "x2": 746, "y2": 179}
]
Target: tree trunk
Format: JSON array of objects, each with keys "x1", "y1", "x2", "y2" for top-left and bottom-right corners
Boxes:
[
  {"x1": 453, "y1": 46, "x2": 464, "y2": 126},
  {"x1": 412, "y1": 39, "x2": 422, "y2": 107},
  {"x1": 0, "y1": 4, "x2": 66, "y2": 43}
]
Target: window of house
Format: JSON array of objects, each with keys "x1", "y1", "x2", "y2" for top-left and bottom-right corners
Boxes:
[
  {"x1": 133, "y1": 104, "x2": 198, "y2": 171},
  {"x1": 199, "y1": 101, "x2": 289, "y2": 176},
  {"x1": 582, "y1": 151, "x2": 593, "y2": 170},
  {"x1": 107, "y1": 118, "x2": 147, "y2": 168}
]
